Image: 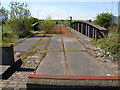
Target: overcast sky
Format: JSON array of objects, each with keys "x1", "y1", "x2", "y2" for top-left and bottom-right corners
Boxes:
[{"x1": 1, "y1": 0, "x2": 119, "y2": 20}]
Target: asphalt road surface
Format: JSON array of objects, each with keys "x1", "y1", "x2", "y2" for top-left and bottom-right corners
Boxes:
[{"x1": 36, "y1": 36, "x2": 106, "y2": 76}]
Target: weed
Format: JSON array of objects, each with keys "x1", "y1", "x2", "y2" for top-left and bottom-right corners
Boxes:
[{"x1": 90, "y1": 33, "x2": 120, "y2": 60}]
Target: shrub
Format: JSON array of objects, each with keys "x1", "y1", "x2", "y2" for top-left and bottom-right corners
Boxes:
[
  {"x1": 5, "y1": 18, "x2": 32, "y2": 38},
  {"x1": 39, "y1": 20, "x2": 55, "y2": 33},
  {"x1": 39, "y1": 15, "x2": 55, "y2": 33}
]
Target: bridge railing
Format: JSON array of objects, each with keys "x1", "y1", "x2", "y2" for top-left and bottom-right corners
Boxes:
[{"x1": 70, "y1": 21, "x2": 108, "y2": 40}]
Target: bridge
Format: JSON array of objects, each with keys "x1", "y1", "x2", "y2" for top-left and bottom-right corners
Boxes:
[
  {"x1": 1, "y1": 21, "x2": 119, "y2": 89},
  {"x1": 70, "y1": 21, "x2": 108, "y2": 40}
]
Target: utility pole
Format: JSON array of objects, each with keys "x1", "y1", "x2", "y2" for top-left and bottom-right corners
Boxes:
[
  {"x1": 70, "y1": 16, "x2": 72, "y2": 24},
  {"x1": 111, "y1": 2, "x2": 113, "y2": 14}
]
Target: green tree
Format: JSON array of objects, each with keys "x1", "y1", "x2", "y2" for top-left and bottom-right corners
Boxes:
[
  {"x1": 0, "y1": 7, "x2": 9, "y2": 18},
  {"x1": 94, "y1": 13, "x2": 113, "y2": 29},
  {"x1": 5, "y1": 1, "x2": 32, "y2": 38},
  {"x1": 6, "y1": 18, "x2": 32, "y2": 38},
  {"x1": 9, "y1": 1, "x2": 31, "y2": 19}
]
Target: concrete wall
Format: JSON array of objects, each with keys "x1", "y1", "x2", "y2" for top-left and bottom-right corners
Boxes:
[{"x1": 0, "y1": 44, "x2": 14, "y2": 65}]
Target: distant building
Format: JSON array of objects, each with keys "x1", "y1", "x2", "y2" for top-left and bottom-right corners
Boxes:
[{"x1": 112, "y1": 16, "x2": 118, "y2": 24}]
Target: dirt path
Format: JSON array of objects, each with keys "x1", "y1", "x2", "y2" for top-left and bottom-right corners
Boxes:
[{"x1": 51, "y1": 26, "x2": 75, "y2": 37}]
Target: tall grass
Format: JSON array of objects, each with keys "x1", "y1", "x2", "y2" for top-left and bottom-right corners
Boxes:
[
  {"x1": 91, "y1": 33, "x2": 120, "y2": 60},
  {"x1": 2, "y1": 25, "x2": 19, "y2": 43}
]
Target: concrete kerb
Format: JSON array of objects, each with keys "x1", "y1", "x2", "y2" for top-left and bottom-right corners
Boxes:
[{"x1": 27, "y1": 74, "x2": 120, "y2": 88}]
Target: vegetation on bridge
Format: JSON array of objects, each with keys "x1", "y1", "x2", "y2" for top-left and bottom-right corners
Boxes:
[
  {"x1": 92, "y1": 13, "x2": 120, "y2": 60},
  {"x1": 1, "y1": 1, "x2": 119, "y2": 60},
  {"x1": 39, "y1": 15, "x2": 55, "y2": 33}
]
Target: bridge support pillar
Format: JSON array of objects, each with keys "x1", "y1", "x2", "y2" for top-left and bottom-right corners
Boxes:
[
  {"x1": 86, "y1": 25, "x2": 88, "y2": 36},
  {"x1": 79, "y1": 23, "x2": 81, "y2": 33},
  {"x1": 73, "y1": 24, "x2": 75, "y2": 29},
  {"x1": 95, "y1": 29, "x2": 97, "y2": 40},
  {"x1": 88, "y1": 26, "x2": 90, "y2": 37},
  {"x1": 83, "y1": 24, "x2": 85, "y2": 35},
  {"x1": 81, "y1": 23, "x2": 83, "y2": 34},
  {"x1": 74, "y1": 23, "x2": 76, "y2": 30},
  {"x1": 85, "y1": 25, "x2": 87, "y2": 36},
  {"x1": 92, "y1": 28, "x2": 95, "y2": 39},
  {"x1": 78, "y1": 23, "x2": 79, "y2": 32}
]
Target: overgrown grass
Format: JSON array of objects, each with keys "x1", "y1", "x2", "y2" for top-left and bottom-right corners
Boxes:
[
  {"x1": 1, "y1": 25, "x2": 18, "y2": 43},
  {"x1": 20, "y1": 36, "x2": 45, "y2": 60},
  {"x1": 29, "y1": 40, "x2": 45, "y2": 51},
  {"x1": 20, "y1": 51, "x2": 37, "y2": 60},
  {"x1": 90, "y1": 33, "x2": 120, "y2": 60},
  {"x1": 2, "y1": 24, "x2": 34, "y2": 43},
  {"x1": 44, "y1": 34, "x2": 53, "y2": 50},
  {"x1": 3, "y1": 35, "x2": 19, "y2": 43}
]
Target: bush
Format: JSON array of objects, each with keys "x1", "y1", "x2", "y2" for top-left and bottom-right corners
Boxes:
[
  {"x1": 6, "y1": 18, "x2": 32, "y2": 38},
  {"x1": 39, "y1": 20, "x2": 55, "y2": 33},
  {"x1": 39, "y1": 15, "x2": 55, "y2": 33}
]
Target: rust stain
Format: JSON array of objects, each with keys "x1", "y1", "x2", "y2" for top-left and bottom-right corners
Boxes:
[
  {"x1": 51, "y1": 26, "x2": 75, "y2": 37},
  {"x1": 29, "y1": 74, "x2": 120, "y2": 80}
]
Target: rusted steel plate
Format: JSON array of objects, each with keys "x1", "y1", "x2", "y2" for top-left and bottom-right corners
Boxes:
[{"x1": 29, "y1": 74, "x2": 120, "y2": 80}]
